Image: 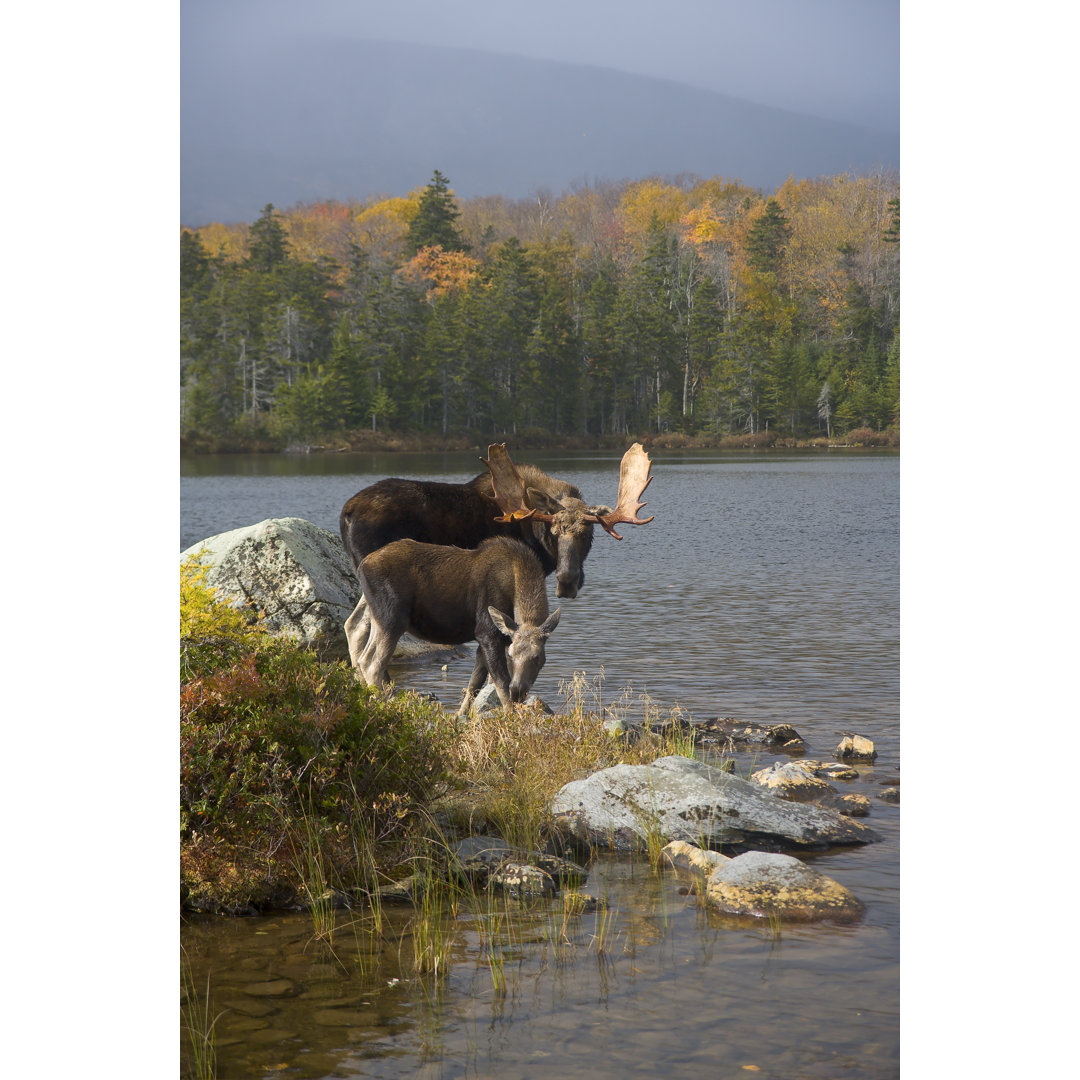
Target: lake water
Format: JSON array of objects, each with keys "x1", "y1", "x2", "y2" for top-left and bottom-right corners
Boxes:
[{"x1": 181, "y1": 447, "x2": 900, "y2": 1079}]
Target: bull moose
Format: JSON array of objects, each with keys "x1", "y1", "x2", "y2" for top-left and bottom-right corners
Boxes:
[
  {"x1": 355, "y1": 536, "x2": 561, "y2": 713},
  {"x1": 338, "y1": 442, "x2": 654, "y2": 672}
]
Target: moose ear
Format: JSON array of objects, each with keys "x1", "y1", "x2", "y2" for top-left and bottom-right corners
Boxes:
[
  {"x1": 525, "y1": 487, "x2": 563, "y2": 515},
  {"x1": 488, "y1": 606, "x2": 518, "y2": 637},
  {"x1": 540, "y1": 608, "x2": 561, "y2": 637}
]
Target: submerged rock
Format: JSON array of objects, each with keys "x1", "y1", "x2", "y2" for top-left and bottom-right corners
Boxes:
[
  {"x1": 801, "y1": 760, "x2": 861, "y2": 781},
  {"x1": 241, "y1": 978, "x2": 298, "y2": 998},
  {"x1": 836, "y1": 734, "x2": 878, "y2": 761},
  {"x1": 706, "y1": 851, "x2": 864, "y2": 923},
  {"x1": 750, "y1": 761, "x2": 838, "y2": 802},
  {"x1": 661, "y1": 839, "x2": 731, "y2": 876},
  {"x1": 820, "y1": 793, "x2": 872, "y2": 817},
  {"x1": 550, "y1": 756, "x2": 880, "y2": 855},
  {"x1": 467, "y1": 682, "x2": 552, "y2": 717},
  {"x1": 488, "y1": 862, "x2": 556, "y2": 900},
  {"x1": 450, "y1": 835, "x2": 587, "y2": 898},
  {"x1": 692, "y1": 718, "x2": 807, "y2": 753}
]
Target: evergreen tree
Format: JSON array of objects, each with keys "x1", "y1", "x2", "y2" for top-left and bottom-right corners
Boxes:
[
  {"x1": 579, "y1": 257, "x2": 621, "y2": 434},
  {"x1": 526, "y1": 239, "x2": 581, "y2": 434},
  {"x1": 882, "y1": 198, "x2": 900, "y2": 244},
  {"x1": 247, "y1": 204, "x2": 290, "y2": 272},
  {"x1": 746, "y1": 198, "x2": 792, "y2": 274},
  {"x1": 405, "y1": 170, "x2": 469, "y2": 255},
  {"x1": 180, "y1": 230, "x2": 212, "y2": 294},
  {"x1": 476, "y1": 237, "x2": 537, "y2": 433},
  {"x1": 614, "y1": 217, "x2": 680, "y2": 432},
  {"x1": 882, "y1": 330, "x2": 900, "y2": 427}
]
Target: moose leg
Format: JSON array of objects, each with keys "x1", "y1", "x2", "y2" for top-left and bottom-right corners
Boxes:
[
  {"x1": 344, "y1": 596, "x2": 371, "y2": 671},
  {"x1": 457, "y1": 650, "x2": 491, "y2": 716},
  {"x1": 359, "y1": 621, "x2": 401, "y2": 689},
  {"x1": 476, "y1": 634, "x2": 514, "y2": 709}
]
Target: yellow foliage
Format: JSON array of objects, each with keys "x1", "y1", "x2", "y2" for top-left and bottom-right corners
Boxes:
[
  {"x1": 194, "y1": 221, "x2": 249, "y2": 262},
  {"x1": 780, "y1": 172, "x2": 899, "y2": 332},
  {"x1": 352, "y1": 192, "x2": 422, "y2": 255},
  {"x1": 680, "y1": 204, "x2": 726, "y2": 246},
  {"x1": 180, "y1": 553, "x2": 262, "y2": 645},
  {"x1": 616, "y1": 180, "x2": 688, "y2": 245},
  {"x1": 357, "y1": 192, "x2": 422, "y2": 225}
]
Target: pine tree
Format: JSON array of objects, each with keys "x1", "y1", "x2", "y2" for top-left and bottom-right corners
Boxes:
[
  {"x1": 247, "y1": 204, "x2": 290, "y2": 272},
  {"x1": 882, "y1": 198, "x2": 900, "y2": 244},
  {"x1": 405, "y1": 170, "x2": 469, "y2": 256},
  {"x1": 746, "y1": 198, "x2": 792, "y2": 274}
]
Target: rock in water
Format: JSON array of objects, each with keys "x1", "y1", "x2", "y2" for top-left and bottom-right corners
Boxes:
[
  {"x1": 550, "y1": 756, "x2": 880, "y2": 854},
  {"x1": 706, "y1": 851, "x2": 864, "y2": 923}
]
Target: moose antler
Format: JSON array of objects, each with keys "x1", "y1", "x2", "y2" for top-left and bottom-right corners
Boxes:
[
  {"x1": 481, "y1": 443, "x2": 538, "y2": 522},
  {"x1": 585, "y1": 443, "x2": 655, "y2": 540},
  {"x1": 482, "y1": 442, "x2": 655, "y2": 539}
]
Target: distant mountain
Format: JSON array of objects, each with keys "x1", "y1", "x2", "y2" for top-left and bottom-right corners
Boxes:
[{"x1": 180, "y1": 36, "x2": 899, "y2": 227}]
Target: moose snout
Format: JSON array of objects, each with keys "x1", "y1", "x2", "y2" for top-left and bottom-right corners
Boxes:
[{"x1": 555, "y1": 579, "x2": 579, "y2": 598}]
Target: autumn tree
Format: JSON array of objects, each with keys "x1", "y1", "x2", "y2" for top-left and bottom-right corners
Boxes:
[{"x1": 180, "y1": 171, "x2": 898, "y2": 445}]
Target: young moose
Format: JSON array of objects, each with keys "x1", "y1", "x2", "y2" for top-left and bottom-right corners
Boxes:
[{"x1": 355, "y1": 536, "x2": 561, "y2": 714}]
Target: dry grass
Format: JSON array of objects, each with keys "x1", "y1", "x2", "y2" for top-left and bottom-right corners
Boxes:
[{"x1": 446, "y1": 671, "x2": 697, "y2": 854}]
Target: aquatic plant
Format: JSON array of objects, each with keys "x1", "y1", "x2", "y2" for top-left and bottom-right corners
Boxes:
[{"x1": 180, "y1": 949, "x2": 221, "y2": 1080}]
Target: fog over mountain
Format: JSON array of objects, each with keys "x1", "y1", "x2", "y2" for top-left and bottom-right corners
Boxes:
[{"x1": 181, "y1": 35, "x2": 899, "y2": 227}]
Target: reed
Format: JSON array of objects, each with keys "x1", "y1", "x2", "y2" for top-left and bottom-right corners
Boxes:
[
  {"x1": 590, "y1": 902, "x2": 620, "y2": 956},
  {"x1": 475, "y1": 894, "x2": 513, "y2": 995},
  {"x1": 180, "y1": 949, "x2": 221, "y2": 1080},
  {"x1": 766, "y1": 905, "x2": 783, "y2": 941},
  {"x1": 287, "y1": 787, "x2": 338, "y2": 945}
]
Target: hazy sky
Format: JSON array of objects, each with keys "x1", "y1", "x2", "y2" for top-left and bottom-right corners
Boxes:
[{"x1": 182, "y1": 0, "x2": 899, "y2": 133}]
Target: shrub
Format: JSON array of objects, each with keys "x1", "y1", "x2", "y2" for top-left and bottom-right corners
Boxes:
[
  {"x1": 180, "y1": 556, "x2": 452, "y2": 911},
  {"x1": 180, "y1": 553, "x2": 265, "y2": 681},
  {"x1": 844, "y1": 427, "x2": 898, "y2": 447}
]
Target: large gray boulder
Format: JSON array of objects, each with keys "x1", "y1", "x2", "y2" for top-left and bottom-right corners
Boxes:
[
  {"x1": 181, "y1": 517, "x2": 359, "y2": 660},
  {"x1": 181, "y1": 517, "x2": 452, "y2": 664},
  {"x1": 550, "y1": 755, "x2": 880, "y2": 854}
]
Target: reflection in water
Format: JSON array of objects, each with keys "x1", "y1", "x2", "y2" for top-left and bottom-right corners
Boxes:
[
  {"x1": 183, "y1": 838, "x2": 899, "y2": 1079},
  {"x1": 181, "y1": 450, "x2": 899, "y2": 1078}
]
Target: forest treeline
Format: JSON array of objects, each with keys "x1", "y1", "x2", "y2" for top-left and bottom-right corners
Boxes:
[{"x1": 180, "y1": 170, "x2": 899, "y2": 450}]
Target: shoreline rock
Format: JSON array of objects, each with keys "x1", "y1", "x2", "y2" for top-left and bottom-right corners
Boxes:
[
  {"x1": 550, "y1": 755, "x2": 881, "y2": 856},
  {"x1": 181, "y1": 516, "x2": 452, "y2": 663}
]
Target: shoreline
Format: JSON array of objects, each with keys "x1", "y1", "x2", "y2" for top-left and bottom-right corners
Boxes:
[{"x1": 180, "y1": 426, "x2": 899, "y2": 456}]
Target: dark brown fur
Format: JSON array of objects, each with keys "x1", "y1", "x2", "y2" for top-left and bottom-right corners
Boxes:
[{"x1": 339, "y1": 466, "x2": 595, "y2": 599}]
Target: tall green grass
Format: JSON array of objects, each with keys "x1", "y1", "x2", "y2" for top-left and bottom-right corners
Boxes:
[{"x1": 180, "y1": 949, "x2": 221, "y2": 1080}]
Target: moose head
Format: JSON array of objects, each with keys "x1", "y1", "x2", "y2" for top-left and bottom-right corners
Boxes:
[{"x1": 482, "y1": 442, "x2": 655, "y2": 598}]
